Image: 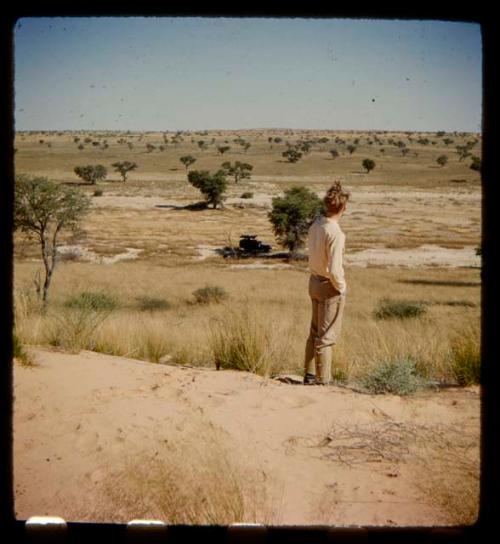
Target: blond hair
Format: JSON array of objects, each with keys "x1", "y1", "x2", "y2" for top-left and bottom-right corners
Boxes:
[{"x1": 324, "y1": 181, "x2": 350, "y2": 215}]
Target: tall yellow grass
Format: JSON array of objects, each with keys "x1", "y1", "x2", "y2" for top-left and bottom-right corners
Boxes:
[
  {"x1": 14, "y1": 261, "x2": 481, "y2": 383},
  {"x1": 78, "y1": 425, "x2": 283, "y2": 524}
]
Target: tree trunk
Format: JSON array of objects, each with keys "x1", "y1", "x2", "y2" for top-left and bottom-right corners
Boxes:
[
  {"x1": 40, "y1": 235, "x2": 51, "y2": 311},
  {"x1": 40, "y1": 226, "x2": 60, "y2": 311}
]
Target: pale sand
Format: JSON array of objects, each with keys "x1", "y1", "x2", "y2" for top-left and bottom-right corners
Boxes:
[{"x1": 13, "y1": 347, "x2": 479, "y2": 526}]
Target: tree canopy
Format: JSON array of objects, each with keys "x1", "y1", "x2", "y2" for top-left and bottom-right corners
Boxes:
[
  {"x1": 74, "y1": 164, "x2": 107, "y2": 184},
  {"x1": 268, "y1": 186, "x2": 324, "y2": 256},
  {"x1": 187, "y1": 170, "x2": 228, "y2": 209},
  {"x1": 14, "y1": 175, "x2": 91, "y2": 307}
]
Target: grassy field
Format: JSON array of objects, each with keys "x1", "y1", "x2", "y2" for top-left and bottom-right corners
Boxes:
[{"x1": 13, "y1": 128, "x2": 482, "y2": 385}]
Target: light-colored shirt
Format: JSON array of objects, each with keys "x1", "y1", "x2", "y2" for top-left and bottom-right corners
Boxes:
[{"x1": 307, "y1": 215, "x2": 346, "y2": 294}]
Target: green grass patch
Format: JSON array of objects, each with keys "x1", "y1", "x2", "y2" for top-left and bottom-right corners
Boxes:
[
  {"x1": 374, "y1": 298, "x2": 427, "y2": 320},
  {"x1": 135, "y1": 295, "x2": 171, "y2": 312},
  {"x1": 64, "y1": 291, "x2": 118, "y2": 312}
]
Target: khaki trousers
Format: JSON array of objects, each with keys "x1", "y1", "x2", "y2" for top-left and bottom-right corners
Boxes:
[{"x1": 304, "y1": 274, "x2": 346, "y2": 384}]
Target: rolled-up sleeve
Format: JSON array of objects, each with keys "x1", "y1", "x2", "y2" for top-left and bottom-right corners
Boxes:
[{"x1": 326, "y1": 231, "x2": 346, "y2": 294}]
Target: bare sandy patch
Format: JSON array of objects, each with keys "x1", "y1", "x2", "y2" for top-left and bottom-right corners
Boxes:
[
  {"x1": 346, "y1": 245, "x2": 480, "y2": 268},
  {"x1": 57, "y1": 245, "x2": 142, "y2": 264},
  {"x1": 91, "y1": 195, "x2": 181, "y2": 209},
  {"x1": 229, "y1": 263, "x2": 294, "y2": 270},
  {"x1": 13, "y1": 347, "x2": 479, "y2": 526}
]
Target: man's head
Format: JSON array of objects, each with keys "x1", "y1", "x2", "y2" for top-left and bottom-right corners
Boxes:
[{"x1": 324, "y1": 181, "x2": 350, "y2": 216}]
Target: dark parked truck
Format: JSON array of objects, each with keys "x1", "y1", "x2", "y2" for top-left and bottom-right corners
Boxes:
[{"x1": 238, "y1": 234, "x2": 272, "y2": 254}]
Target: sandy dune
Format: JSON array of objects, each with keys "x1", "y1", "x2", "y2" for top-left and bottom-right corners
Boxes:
[{"x1": 14, "y1": 347, "x2": 479, "y2": 527}]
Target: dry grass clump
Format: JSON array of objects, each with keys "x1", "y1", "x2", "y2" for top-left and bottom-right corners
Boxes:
[
  {"x1": 84, "y1": 426, "x2": 282, "y2": 525},
  {"x1": 412, "y1": 423, "x2": 480, "y2": 525},
  {"x1": 287, "y1": 418, "x2": 479, "y2": 525},
  {"x1": 209, "y1": 304, "x2": 293, "y2": 377},
  {"x1": 449, "y1": 323, "x2": 481, "y2": 386},
  {"x1": 192, "y1": 285, "x2": 229, "y2": 305},
  {"x1": 46, "y1": 306, "x2": 113, "y2": 353},
  {"x1": 13, "y1": 262, "x2": 481, "y2": 382},
  {"x1": 12, "y1": 332, "x2": 36, "y2": 367}
]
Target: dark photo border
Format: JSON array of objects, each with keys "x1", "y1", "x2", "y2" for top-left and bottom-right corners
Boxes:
[{"x1": 2, "y1": 4, "x2": 497, "y2": 543}]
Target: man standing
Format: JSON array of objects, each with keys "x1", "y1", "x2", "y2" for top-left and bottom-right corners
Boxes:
[{"x1": 304, "y1": 181, "x2": 350, "y2": 385}]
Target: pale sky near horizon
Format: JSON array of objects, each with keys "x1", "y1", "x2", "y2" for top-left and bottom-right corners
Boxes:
[{"x1": 13, "y1": 17, "x2": 482, "y2": 133}]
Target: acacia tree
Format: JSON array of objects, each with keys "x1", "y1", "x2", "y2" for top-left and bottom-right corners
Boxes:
[
  {"x1": 470, "y1": 156, "x2": 481, "y2": 172},
  {"x1": 362, "y1": 158, "x2": 376, "y2": 173},
  {"x1": 180, "y1": 155, "x2": 197, "y2": 170},
  {"x1": 221, "y1": 161, "x2": 253, "y2": 183},
  {"x1": 112, "y1": 161, "x2": 138, "y2": 182},
  {"x1": 74, "y1": 164, "x2": 107, "y2": 184},
  {"x1": 187, "y1": 170, "x2": 228, "y2": 209},
  {"x1": 14, "y1": 175, "x2": 91, "y2": 309},
  {"x1": 282, "y1": 148, "x2": 303, "y2": 163},
  {"x1": 436, "y1": 155, "x2": 448, "y2": 167},
  {"x1": 268, "y1": 186, "x2": 323, "y2": 257},
  {"x1": 217, "y1": 145, "x2": 231, "y2": 155}
]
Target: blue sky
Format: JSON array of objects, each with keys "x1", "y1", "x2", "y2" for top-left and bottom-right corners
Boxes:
[{"x1": 13, "y1": 17, "x2": 482, "y2": 132}]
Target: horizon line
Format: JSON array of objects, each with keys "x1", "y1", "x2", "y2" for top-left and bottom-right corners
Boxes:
[{"x1": 15, "y1": 127, "x2": 482, "y2": 135}]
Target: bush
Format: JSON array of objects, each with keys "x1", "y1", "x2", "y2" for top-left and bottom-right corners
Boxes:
[
  {"x1": 240, "y1": 192, "x2": 254, "y2": 199},
  {"x1": 450, "y1": 326, "x2": 480, "y2": 386},
  {"x1": 64, "y1": 291, "x2": 118, "y2": 312},
  {"x1": 374, "y1": 298, "x2": 427, "y2": 320},
  {"x1": 359, "y1": 357, "x2": 423, "y2": 395},
  {"x1": 192, "y1": 285, "x2": 228, "y2": 305},
  {"x1": 93, "y1": 189, "x2": 104, "y2": 197},
  {"x1": 135, "y1": 295, "x2": 171, "y2": 312}
]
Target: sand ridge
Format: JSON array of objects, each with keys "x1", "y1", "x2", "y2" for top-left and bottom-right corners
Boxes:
[{"x1": 14, "y1": 347, "x2": 479, "y2": 526}]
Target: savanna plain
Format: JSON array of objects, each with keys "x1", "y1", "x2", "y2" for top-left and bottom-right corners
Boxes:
[{"x1": 13, "y1": 128, "x2": 481, "y2": 527}]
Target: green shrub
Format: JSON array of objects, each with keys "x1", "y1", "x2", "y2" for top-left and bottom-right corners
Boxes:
[
  {"x1": 192, "y1": 285, "x2": 228, "y2": 305},
  {"x1": 359, "y1": 357, "x2": 423, "y2": 395},
  {"x1": 450, "y1": 327, "x2": 480, "y2": 386},
  {"x1": 135, "y1": 295, "x2": 171, "y2": 312},
  {"x1": 374, "y1": 298, "x2": 427, "y2": 320},
  {"x1": 64, "y1": 291, "x2": 118, "y2": 312}
]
